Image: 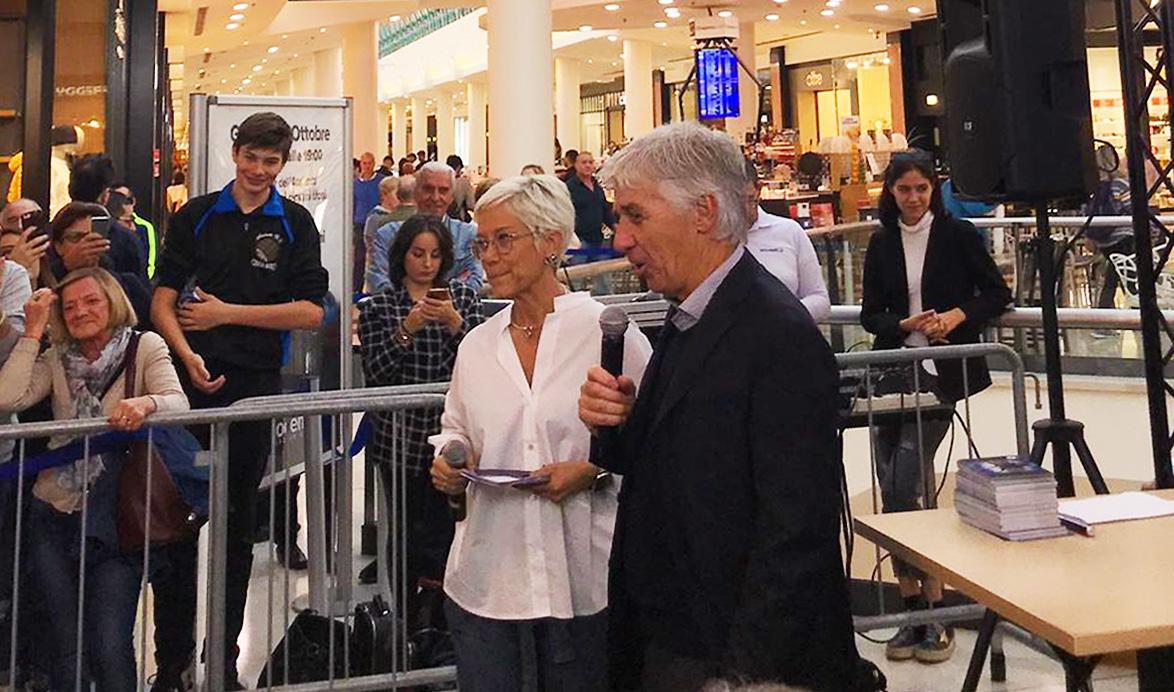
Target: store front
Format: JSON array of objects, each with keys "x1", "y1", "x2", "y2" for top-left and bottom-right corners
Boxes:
[
  {"x1": 0, "y1": 0, "x2": 168, "y2": 221},
  {"x1": 788, "y1": 48, "x2": 899, "y2": 154}
]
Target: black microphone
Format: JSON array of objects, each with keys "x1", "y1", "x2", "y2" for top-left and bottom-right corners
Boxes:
[
  {"x1": 443, "y1": 440, "x2": 469, "y2": 522},
  {"x1": 591, "y1": 306, "x2": 629, "y2": 464}
]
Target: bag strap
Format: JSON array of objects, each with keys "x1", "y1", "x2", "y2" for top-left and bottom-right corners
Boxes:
[{"x1": 121, "y1": 331, "x2": 144, "y2": 400}]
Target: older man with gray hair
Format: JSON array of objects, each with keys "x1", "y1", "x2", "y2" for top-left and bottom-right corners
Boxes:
[
  {"x1": 578, "y1": 123, "x2": 865, "y2": 691},
  {"x1": 367, "y1": 161, "x2": 483, "y2": 293}
]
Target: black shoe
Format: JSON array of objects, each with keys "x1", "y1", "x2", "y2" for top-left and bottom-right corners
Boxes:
[
  {"x1": 358, "y1": 558, "x2": 378, "y2": 584},
  {"x1": 915, "y1": 623, "x2": 956, "y2": 664},
  {"x1": 224, "y1": 675, "x2": 247, "y2": 691},
  {"x1": 885, "y1": 624, "x2": 926, "y2": 661},
  {"x1": 276, "y1": 543, "x2": 308, "y2": 570},
  {"x1": 148, "y1": 669, "x2": 190, "y2": 692}
]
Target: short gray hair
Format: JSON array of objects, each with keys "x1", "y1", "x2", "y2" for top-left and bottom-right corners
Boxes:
[
  {"x1": 417, "y1": 161, "x2": 455, "y2": 185},
  {"x1": 599, "y1": 122, "x2": 750, "y2": 244},
  {"x1": 474, "y1": 174, "x2": 575, "y2": 254},
  {"x1": 396, "y1": 174, "x2": 416, "y2": 202}
]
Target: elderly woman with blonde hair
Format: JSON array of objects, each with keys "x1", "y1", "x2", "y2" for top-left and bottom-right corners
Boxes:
[
  {"x1": 0, "y1": 266, "x2": 188, "y2": 691},
  {"x1": 429, "y1": 175, "x2": 652, "y2": 691}
]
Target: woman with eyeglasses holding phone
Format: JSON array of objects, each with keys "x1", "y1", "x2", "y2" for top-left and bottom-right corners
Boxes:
[
  {"x1": 429, "y1": 175, "x2": 652, "y2": 691},
  {"x1": 357, "y1": 213, "x2": 484, "y2": 609}
]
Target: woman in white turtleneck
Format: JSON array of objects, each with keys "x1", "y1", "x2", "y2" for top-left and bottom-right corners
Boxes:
[{"x1": 860, "y1": 154, "x2": 1011, "y2": 666}]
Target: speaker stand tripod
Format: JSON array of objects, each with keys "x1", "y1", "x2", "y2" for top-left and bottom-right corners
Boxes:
[{"x1": 961, "y1": 202, "x2": 1110, "y2": 692}]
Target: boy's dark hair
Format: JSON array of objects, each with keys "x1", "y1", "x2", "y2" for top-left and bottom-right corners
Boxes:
[
  {"x1": 233, "y1": 112, "x2": 293, "y2": 162},
  {"x1": 68, "y1": 154, "x2": 116, "y2": 203},
  {"x1": 387, "y1": 214, "x2": 454, "y2": 289}
]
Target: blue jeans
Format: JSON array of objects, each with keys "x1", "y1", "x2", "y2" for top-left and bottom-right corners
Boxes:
[
  {"x1": 26, "y1": 499, "x2": 146, "y2": 691},
  {"x1": 445, "y1": 599, "x2": 608, "y2": 692}
]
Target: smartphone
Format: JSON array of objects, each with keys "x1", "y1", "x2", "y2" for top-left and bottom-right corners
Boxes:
[
  {"x1": 19, "y1": 209, "x2": 48, "y2": 233},
  {"x1": 427, "y1": 287, "x2": 452, "y2": 301},
  {"x1": 90, "y1": 213, "x2": 111, "y2": 239}
]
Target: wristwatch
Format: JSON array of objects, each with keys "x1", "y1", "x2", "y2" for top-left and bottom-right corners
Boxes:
[{"x1": 394, "y1": 327, "x2": 413, "y2": 347}]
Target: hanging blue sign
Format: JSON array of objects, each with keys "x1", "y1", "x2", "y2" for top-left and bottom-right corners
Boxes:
[{"x1": 696, "y1": 48, "x2": 741, "y2": 120}]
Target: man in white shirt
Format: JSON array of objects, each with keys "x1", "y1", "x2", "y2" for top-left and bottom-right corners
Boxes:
[
  {"x1": 743, "y1": 163, "x2": 831, "y2": 321},
  {"x1": 580, "y1": 123, "x2": 863, "y2": 692}
]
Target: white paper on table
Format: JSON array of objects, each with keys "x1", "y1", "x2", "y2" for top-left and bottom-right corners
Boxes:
[{"x1": 1058, "y1": 491, "x2": 1174, "y2": 525}]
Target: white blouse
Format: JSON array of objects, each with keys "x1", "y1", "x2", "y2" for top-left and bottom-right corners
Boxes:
[
  {"x1": 746, "y1": 207, "x2": 831, "y2": 321},
  {"x1": 430, "y1": 291, "x2": 652, "y2": 621}
]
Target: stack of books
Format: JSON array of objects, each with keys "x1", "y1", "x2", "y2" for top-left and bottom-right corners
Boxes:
[{"x1": 954, "y1": 456, "x2": 1068, "y2": 541}]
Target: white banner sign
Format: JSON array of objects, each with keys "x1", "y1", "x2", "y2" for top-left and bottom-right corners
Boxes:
[{"x1": 202, "y1": 99, "x2": 351, "y2": 314}]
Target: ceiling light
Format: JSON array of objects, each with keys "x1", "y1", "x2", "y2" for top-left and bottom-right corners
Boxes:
[
  {"x1": 907, "y1": 6, "x2": 922, "y2": 13},
  {"x1": 612, "y1": 61, "x2": 618, "y2": 66},
  {"x1": 282, "y1": 34, "x2": 288, "y2": 39},
  {"x1": 658, "y1": 0, "x2": 674, "y2": 4},
  {"x1": 800, "y1": 19, "x2": 807, "y2": 24},
  {"x1": 261, "y1": 58, "x2": 268, "y2": 63},
  {"x1": 203, "y1": 47, "x2": 210, "y2": 54},
  {"x1": 925, "y1": 93, "x2": 939, "y2": 106},
  {"x1": 232, "y1": 2, "x2": 248, "y2": 10},
  {"x1": 293, "y1": 53, "x2": 299, "y2": 57},
  {"x1": 773, "y1": 0, "x2": 788, "y2": 3},
  {"x1": 390, "y1": 15, "x2": 401, "y2": 21},
  {"x1": 717, "y1": 10, "x2": 733, "y2": 17},
  {"x1": 267, "y1": 46, "x2": 278, "y2": 54},
  {"x1": 229, "y1": 13, "x2": 244, "y2": 21},
  {"x1": 604, "y1": 3, "x2": 620, "y2": 10},
  {"x1": 252, "y1": 65, "x2": 263, "y2": 72},
  {"x1": 654, "y1": 20, "x2": 668, "y2": 28},
  {"x1": 827, "y1": 0, "x2": 841, "y2": 5},
  {"x1": 882, "y1": 56, "x2": 892, "y2": 64},
  {"x1": 665, "y1": 7, "x2": 681, "y2": 17},
  {"x1": 320, "y1": 27, "x2": 327, "y2": 33},
  {"x1": 242, "y1": 40, "x2": 249, "y2": 45},
  {"x1": 226, "y1": 22, "x2": 240, "y2": 30},
  {"x1": 821, "y1": 9, "x2": 834, "y2": 16},
  {"x1": 607, "y1": 34, "x2": 618, "y2": 42},
  {"x1": 242, "y1": 78, "x2": 252, "y2": 85},
  {"x1": 846, "y1": 60, "x2": 858, "y2": 69},
  {"x1": 834, "y1": 23, "x2": 841, "y2": 28},
  {"x1": 221, "y1": 79, "x2": 227, "y2": 84},
  {"x1": 229, "y1": 63, "x2": 236, "y2": 68},
  {"x1": 874, "y1": 3, "x2": 890, "y2": 9},
  {"x1": 765, "y1": 13, "x2": 779, "y2": 20},
  {"x1": 579, "y1": 24, "x2": 593, "y2": 31}
]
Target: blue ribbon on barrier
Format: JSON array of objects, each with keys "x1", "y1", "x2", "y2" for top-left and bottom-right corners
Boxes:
[
  {"x1": 0, "y1": 429, "x2": 145, "y2": 482},
  {"x1": 348, "y1": 413, "x2": 372, "y2": 457}
]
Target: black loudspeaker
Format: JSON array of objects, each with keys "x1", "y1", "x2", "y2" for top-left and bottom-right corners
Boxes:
[{"x1": 940, "y1": 0, "x2": 1097, "y2": 200}]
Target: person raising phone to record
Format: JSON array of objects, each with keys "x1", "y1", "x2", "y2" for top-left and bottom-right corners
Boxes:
[{"x1": 356, "y1": 213, "x2": 484, "y2": 596}]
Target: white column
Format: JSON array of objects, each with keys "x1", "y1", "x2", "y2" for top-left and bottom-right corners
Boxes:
[
  {"x1": 391, "y1": 100, "x2": 408, "y2": 161},
  {"x1": 342, "y1": 21, "x2": 381, "y2": 159},
  {"x1": 377, "y1": 104, "x2": 391, "y2": 158},
  {"x1": 487, "y1": 0, "x2": 554, "y2": 177},
  {"x1": 410, "y1": 94, "x2": 428, "y2": 155},
  {"x1": 623, "y1": 39, "x2": 654, "y2": 140},
  {"x1": 313, "y1": 47, "x2": 342, "y2": 98},
  {"x1": 292, "y1": 66, "x2": 314, "y2": 97},
  {"x1": 436, "y1": 91, "x2": 456, "y2": 160},
  {"x1": 466, "y1": 81, "x2": 488, "y2": 173},
  {"x1": 285, "y1": 77, "x2": 296, "y2": 96},
  {"x1": 555, "y1": 57, "x2": 582, "y2": 154},
  {"x1": 732, "y1": 20, "x2": 759, "y2": 142}
]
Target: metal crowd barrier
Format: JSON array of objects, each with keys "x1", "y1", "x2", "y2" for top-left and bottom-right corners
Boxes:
[{"x1": 0, "y1": 391, "x2": 455, "y2": 692}]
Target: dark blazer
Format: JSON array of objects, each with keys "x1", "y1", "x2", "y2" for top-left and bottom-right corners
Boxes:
[
  {"x1": 860, "y1": 214, "x2": 1011, "y2": 402},
  {"x1": 602, "y1": 252, "x2": 860, "y2": 691}
]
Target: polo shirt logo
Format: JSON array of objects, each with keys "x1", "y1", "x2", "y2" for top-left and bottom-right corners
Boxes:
[{"x1": 252, "y1": 232, "x2": 283, "y2": 271}]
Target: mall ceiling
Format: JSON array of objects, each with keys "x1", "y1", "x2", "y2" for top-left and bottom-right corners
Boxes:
[{"x1": 163, "y1": 0, "x2": 928, "y2": 123}]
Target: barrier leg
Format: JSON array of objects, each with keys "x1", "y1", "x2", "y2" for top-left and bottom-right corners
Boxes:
[
  {"x1": 961, "y1": 609, "x2": 998, "y2": 692},
  {"x1": 206, "y1": 423, "x2": 230, "y2": 692}
]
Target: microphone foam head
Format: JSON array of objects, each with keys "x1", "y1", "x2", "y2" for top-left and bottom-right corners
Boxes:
[
  {"x1": 599, "y1": 305, "x2": 630, "y2": 337},
  {"x1": 443, "y1": 441, "x2": 468, "y2": 467}
]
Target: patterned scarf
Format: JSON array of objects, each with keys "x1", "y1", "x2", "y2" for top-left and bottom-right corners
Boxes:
[{"x1": 38, "y1": 326, "x2": 133, "y2": 512}]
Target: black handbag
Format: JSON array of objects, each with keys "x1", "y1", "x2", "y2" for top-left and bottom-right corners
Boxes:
[
  {"x1": 352, "y1": 594, "x2": 399, "y2": 676},
  {"x1": 256, "y1": 610, "x2": 351, "y2": 686}
]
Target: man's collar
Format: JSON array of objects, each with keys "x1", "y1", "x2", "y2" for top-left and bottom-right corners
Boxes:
[
  {"x1": 212, "y1": 181, "x2": 285, "y2": 218},
  {"x1": 672, "y1": 244, "x2": 745, "y2": 332}
]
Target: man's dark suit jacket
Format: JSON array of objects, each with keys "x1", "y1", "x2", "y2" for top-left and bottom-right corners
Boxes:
[
  {"x1": 600, "y1": 251, "x2": 860, "y2": 691},
  {"x1": 860, "y1": 214, "x2": 1011, "y2": 402}
]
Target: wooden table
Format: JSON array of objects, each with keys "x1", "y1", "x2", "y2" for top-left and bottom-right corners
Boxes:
[{"x1": 855, "y1": 491, "x2": 1174, "y2": 692}]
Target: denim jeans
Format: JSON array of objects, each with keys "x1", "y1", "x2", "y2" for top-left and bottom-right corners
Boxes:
[
  {"x1": 445, "y1": 599, "x2": 608, "y2": 692},
  {"x1": 27, "y1": 499, "x2": 146, "y2": 691}
]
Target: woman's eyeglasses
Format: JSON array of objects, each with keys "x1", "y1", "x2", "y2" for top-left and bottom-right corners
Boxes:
[{"x1": 469, "y1": 231, "x2": 532, "y2": 260}]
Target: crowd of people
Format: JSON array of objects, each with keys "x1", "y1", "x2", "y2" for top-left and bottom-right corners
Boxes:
[{"x1": 0, "y1": 108, "x2": 1023, "y2": 692}]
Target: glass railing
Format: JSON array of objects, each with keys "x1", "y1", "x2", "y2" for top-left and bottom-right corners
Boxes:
[{"x1": 378, "y1": 9, "x2": 475, "y2": 58}]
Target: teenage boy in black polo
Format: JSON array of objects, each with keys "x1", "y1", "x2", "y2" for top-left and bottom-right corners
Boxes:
[{"x1": 151, "y1": 112, "x2": 328, "y2": 690}]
